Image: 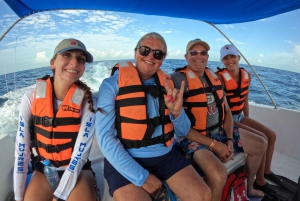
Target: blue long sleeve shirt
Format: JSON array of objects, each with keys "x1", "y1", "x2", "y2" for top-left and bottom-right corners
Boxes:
[{"x1": 95, "y1": 70, "x2": 191, "y2": 187}]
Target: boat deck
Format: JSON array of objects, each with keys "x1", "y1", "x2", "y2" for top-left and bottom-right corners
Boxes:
[
  {"x1": 249, "y1": 150, "x2": 300, "y2": 201},
  {"x1": 90, "y1": 138, "x2": 300, "y2": 201}
]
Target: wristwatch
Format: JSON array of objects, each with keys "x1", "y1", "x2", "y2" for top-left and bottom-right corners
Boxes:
[{"x1": 54, "y1": 196, "x2": 65, "y2": 201}]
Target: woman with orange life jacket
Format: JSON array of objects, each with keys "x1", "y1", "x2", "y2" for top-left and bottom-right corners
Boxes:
[
  {"x1": 216, "y1": 44, "x2": 278, "y2": 194},
  {"x1": 95, "y1": 32, "x2": 211, "y2": 201},
  {"x1": 13, "y1": 38, "x2": 97, "y2": 201}
]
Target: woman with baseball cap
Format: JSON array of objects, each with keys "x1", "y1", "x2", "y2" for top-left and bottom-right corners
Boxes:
[
  {"x1": 13, "y1": 38, "x2": 97, "y2": 201},
  {"x1": 217, "y1": 44, "x2": 278, "y2": 195}
]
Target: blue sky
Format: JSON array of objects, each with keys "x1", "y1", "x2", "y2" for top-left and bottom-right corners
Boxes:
[{"x1": 0, "y1": 0, "x2": 299, "y2": 75}]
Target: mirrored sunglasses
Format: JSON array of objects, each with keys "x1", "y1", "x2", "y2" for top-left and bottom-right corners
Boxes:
[
  {"x1": 189, "y1": 50, "x2": 208, "y2": 56},
  {"x1": 136, "y1": 46, "x2": 166, "y2": 60}
]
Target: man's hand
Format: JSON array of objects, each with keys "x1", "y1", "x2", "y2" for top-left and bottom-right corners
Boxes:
[
  {"x1": 223, "y1": 140, "x2": 234, "y2": 163},
  {"x1": 212, "y1": 141, "x2": 232, "y2": 163}
]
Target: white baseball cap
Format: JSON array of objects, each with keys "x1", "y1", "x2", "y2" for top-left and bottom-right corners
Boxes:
[{"x1": 220, "y1": 44, "x2": 239, "y2": 60}]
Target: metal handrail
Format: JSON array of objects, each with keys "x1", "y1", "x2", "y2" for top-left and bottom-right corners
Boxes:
[{"x1": 203, "y1": 21, "x2": 277, "y2": 109}]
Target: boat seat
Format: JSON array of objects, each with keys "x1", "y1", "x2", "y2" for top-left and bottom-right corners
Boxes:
[
  {"x1": 89, "y1": 136, "x2": 247, "y2": 201},
  {"x1": 224, "y1": 152, "x2": 247, "y2": 174},
  {"x1": 0, "y1": 134, "x2": 14, "y2": 201}
]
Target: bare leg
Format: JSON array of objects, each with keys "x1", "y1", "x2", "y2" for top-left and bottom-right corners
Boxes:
[
  {"x1": 113, "y1": 183, "x2": 152, "y2": 201},
  {"x1": 166, "y1": 165, "x2": 211, "y2": 201},
  {"x1": 240, "y1": 117, "x2": 276, "y2": 174},
  {"x1": 239, "y1": 128, "x2": 267, "y2": 197},
  {"x1": 24, "y1": 171, "x2": 54, "y2": 201},
  {"x1": 67, "y1": 170, "x2": 96, "y2": 201},
  {"x1": 235, "y1": 121, "x2": 267, "y2": 185},
  {"x1": 193, "y1": 149, "x2": 227, "y2": 201}
]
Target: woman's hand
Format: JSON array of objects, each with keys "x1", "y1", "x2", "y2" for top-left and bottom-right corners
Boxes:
[
  {"x1": 141, "y1": 173, "x2": 162, "y2": 198},
  {"x1": 163, "y1": 76, "x2": 185, "y2": 118}
]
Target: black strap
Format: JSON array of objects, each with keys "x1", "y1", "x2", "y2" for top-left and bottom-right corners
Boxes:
[
  {"x1": 110, "y1": 64, "x2": 119, "y2": 76},
  {"x1": 50, "y1": 159, "x2": 70, "y2": 167},
  {"x1": 231, "y1": 108, "x2": 243, "y2": 115},
  {"x1": 116, "y1": 97, "x2": 145, "y2": 107},
  {"x1": 32, "y1": 115, "x2": 81, "y2": 127},
  {"x1": 36, "y1": 140, "x2": 75, "y2": 153},
  {"x1": 225, "y1": 86, "x2": 248, "y2": 96},
  {"x1": 121, "y1": 131, "x2": 174, "y2": 149},
  {"x1": 118, "y1": 85, "x2": 164, "y2": 99},
  {"x1": 33, "y1": 126, "x2": 78, "y2": 140},
  {"x1": 194, "y1": 121, "x2": 223, "y2": 133}
]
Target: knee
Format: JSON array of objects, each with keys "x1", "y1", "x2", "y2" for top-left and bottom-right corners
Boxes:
[
  {"x1": 256, "y1": 137, "x2": 268, "y2": 154},
  {"x1": 210, "y1": 165, "x2": 227, "y2": 187},
  {"x1": 197, "y1": 185, "x2": 212, "y2": 201},
  {"x1": 267, "y1": 130, "x2": 276, "y2": 145}
]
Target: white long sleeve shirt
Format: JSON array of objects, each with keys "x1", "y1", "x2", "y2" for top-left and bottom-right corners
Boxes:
[{"x1": 13, "y1": 89, "x2": 96, "y2": 201}]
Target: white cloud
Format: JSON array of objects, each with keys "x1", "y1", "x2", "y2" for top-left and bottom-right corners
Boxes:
[
  {"x1": 163, "y1": 30, "x2": 172, "y2": 34},
  {"x1": 257, "y1": 54, "x2": 264, "y2": 63},
  {"x1": 285, "y1": 40, "x2": 293, "y2": 44},
  {"x1": 215, "y1": 38, "x2": 245, "y2": 45},
  {"x1": 35, "y1": 51, "x2": 49, "y2": 63},
  {"x1": 55, "y1": 13, "x2": 70, "y2": 18},
  {"x1": 293, "y1": 43, "x2": 300, "y2": 60},
  {"x1": 224, "y1": 25, "x2": 234, "y2": 29},
  {"x1": 59, "y1": 10, "x2": 88, "y2": 16},
  {"x1": 168, "y1": 50, "x2": 181, "y2": 57}
]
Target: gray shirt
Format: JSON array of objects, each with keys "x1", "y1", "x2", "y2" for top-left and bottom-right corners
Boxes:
[{"x1": 171, "y1": 71, "x2": 219, "y2": 137}]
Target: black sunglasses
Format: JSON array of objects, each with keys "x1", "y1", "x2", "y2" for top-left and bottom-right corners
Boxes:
[
  {"x1": 135, "y1": 46, "x2": 166, "y2": 60},
  {"x1": 188, "y1": 50, "x2": 208, "y2": 56}
]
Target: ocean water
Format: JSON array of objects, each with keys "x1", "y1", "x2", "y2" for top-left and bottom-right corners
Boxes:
[{"x1": 1, "y1": 59, "x2": 300, "y2": 139}]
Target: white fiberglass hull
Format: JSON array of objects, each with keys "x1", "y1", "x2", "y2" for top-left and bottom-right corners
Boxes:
[{"x1": 1, "y1": 103, "x2": 299, "y2": 201}]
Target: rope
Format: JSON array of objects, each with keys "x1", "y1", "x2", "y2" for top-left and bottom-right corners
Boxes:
[
  {"x1": 14, "y1": 23, "x2": 19, "y2": 91},
  {"x1": 203, "y1": 21, "x2": 277, "y2": 109},
  {"x1": 3, "y1": 44, "x2": 9, "y2": 93}
]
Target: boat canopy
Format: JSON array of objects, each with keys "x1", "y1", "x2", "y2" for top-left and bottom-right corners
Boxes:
[{"x1": 4, "y1": 0, "x2": 300, "y2": 24}]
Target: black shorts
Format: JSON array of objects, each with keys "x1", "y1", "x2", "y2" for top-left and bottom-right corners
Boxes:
[
  {"x1": 34, "y1": 159, "x2": 93, "y2": 178},
  {"x1": 104, "y1": 146, "x2": 190, "y2": 197}
]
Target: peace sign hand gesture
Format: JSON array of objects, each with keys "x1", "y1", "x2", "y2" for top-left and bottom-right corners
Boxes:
[{"x1": 163, "y1": 75, "x2": 185, "y2": 118}]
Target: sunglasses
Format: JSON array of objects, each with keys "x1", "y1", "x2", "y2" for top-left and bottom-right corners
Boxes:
[
  {"x1": 188, "y1": 50, "x2": 208, "y2": 56},
  {"x1": 135, "y1": 46, "x2": 166, "y2": 60}
]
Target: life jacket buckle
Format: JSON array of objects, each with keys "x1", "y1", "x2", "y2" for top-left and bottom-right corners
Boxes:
[
  {"x1": 42, "y1": 116, "x2": 53, "y2": 127},
  {"x1": 210, "y1": 86, "x2": 216, "y2": 92}
]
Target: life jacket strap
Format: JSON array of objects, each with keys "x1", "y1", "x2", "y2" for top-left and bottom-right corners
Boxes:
[
  {"x1": 36, "y1": 140, "x2": 75, "y2": 153},
  {"x1": 121, "y1": 131, "x2": 174, "y2": 149},
  {"x1": 32, "y1": 115, "x2": 81, "y2": 127}
]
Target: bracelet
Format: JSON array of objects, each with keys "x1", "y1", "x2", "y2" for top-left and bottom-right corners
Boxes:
[
  {"x1": 209, "y1": 140, "x2": 216, "y2": 150},
  {"x1": 226, "y1": 138, "x2": 235, "y2": 144}
]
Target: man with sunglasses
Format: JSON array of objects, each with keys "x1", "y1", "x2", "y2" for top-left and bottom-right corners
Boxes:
[{"x1": 171, "y1": 39, "x2": 267, "y2": 200}]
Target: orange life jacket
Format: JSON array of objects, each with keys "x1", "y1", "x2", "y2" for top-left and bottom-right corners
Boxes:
[
  {"x1": 111, "y1": 61, "x2": 174, "y2": 148},
  {"x1": 31, "y1": 76, "x2": 84, "y2": 167},
  {"x1": 216, "y1": 68, "x2": 249, "y2": 115},
  {"x1": 175, "y1": 66, "x2": 224, "y2": 135}
]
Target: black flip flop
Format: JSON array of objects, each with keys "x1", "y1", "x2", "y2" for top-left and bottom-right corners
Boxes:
[
  {"x1": 253, "y1": 180, "x2": 294, "y2": 201},
  {"x1": 265, "y1": 172, "x2": 297, "y2": 193},
  {"x1": 261, "y1": 194, "x2": 280, "y2": 201}
]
